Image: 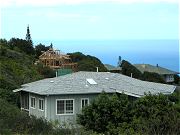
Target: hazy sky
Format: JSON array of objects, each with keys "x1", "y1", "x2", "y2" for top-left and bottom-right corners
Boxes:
[{"x1": 0, "y1": 0, "x2": 179, "y2": 40}]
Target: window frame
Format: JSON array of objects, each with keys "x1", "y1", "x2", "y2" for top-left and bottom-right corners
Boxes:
[
  {"x1": 56, "y1": 99, "x2": 74, "y2": 115},
  {"x1": 81, "y1": 98, "x2": 89, "y2": 109},
  {"x1": 30, "y1": 97, "x2": 36, "y2": 109},
  {"x1": 38, "y1": 98, "x2": 44, "y2": 111},
  {"x1": 21, "y1": 94, "x2": 29, "y2": 111}
]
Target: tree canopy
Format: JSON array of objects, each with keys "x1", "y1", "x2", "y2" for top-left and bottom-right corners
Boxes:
[
  {"x1": 121, "y1": 60, "x2": 143, "y2": 79},
  {"x1": 68, "y1": 52, "x2": 107, "y2": 72},
  {"x1": 78, "y1": 92, "x2": 180, "y2": 135},
  {"x1": 8, "y1": 38, "x2": 35, "y2": 55},
  {"x1": 143, "y1": 71, "x2": 165, "y2": 83},
  {"x1": 35, "y1": 43, "x2": 49, "y2": 58}
]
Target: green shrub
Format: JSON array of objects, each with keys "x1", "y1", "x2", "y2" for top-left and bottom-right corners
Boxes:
[{"x1": 78, "y1": 92, "x2": 180, "y2": 135}]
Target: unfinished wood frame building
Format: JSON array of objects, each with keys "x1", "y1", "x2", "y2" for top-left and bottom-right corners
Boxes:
[{"x1": 39, "y1": 48, "x2": 77, "y2": 71}]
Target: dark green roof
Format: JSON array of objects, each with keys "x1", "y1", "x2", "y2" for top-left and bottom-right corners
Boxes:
[
  {"x1": 104, "y1": 64, "x2": 122, "y2": 71},
  {"x1": 134, "y1": 64, "x2": 178, "y2": 75}
]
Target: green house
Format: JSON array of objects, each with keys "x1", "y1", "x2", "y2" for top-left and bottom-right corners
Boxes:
[
  {"x1": 134, "y1": 64, "x2": 179, "y2": 83},
  {"x1": 13, "y1": 71, "x2": 176, "y2": 124}
]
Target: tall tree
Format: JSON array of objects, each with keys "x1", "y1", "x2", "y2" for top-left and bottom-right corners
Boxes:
[{"x1": 25, "y1": 25, "x2": 33, "y2": 46}]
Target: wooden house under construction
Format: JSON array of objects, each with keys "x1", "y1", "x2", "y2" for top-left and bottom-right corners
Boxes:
[{"x1": 39, "y1": 48, "x2": 77, "y2": 72}]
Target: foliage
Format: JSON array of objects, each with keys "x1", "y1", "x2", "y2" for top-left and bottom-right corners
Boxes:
[
  {"x1": 77, "y1": 92, "x2": 132, "y2": 134},
  {"x1": 8, "y1": 38, "x2": 35, "y2": 55},
  {"x1": 0, "y1": 45, "x2": 43, "y2": 104},
  {"x1": 68, "y1": 52, "x2": 86, "y2": 62},
  {"x1": 68, "y1": 52, "x2": 107, "y2": 72},
  {"x1": 121, "y1": 60, "x2": 167, "y2": 84},
  {"x1": 36, "y1": 63, "x2": 56, "y2": 78},
  {"x1": 132, "y1": 93, "x2": 180, "y2": 135},
  {"x1": 35, "y1": 43, "x2": 49, "y2": 58},
  {"x1": 0, "y1": 98, "x2": 54, "y2": 134},
  {"x1": 0, "y1": 38, "x2": 8, "y2": 45},
  {"x1": 121, "y1": 60, "x2": 143, "y2": 79},
  {"x1": 78, "y1": 92, "x2": 180, "y2": 135},
  {"x1": 0, "y1": 42, "x2": 55, "y2": 104},
  {"x1": 0, "y1": 98, "x2": 103, "y2": 135},
  {"x1": 174, "y1": 74, "x2": 180, "y2": 85},
  {"x1": 142, "y1": 71, "x2": 165, "y2": 83},
  {"x1": 25, "y1": 25, "x2": 33, "y2": 46}
]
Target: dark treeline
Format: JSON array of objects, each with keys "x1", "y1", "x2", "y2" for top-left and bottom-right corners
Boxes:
[
  {"x1": 68, "y1": 52, "x2": 107, "y2": 72},
  {"x1": 78, "y1": 91, "x2": 180, "y2": 135},
  {"x1": 0, "y1": 38, "x2": 50, "y2": 58}
]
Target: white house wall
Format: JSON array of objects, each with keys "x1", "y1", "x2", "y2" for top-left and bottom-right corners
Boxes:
[
  {"x1": 46, "y1": 94, "x2": 98, "y2": 124},
  {"x1": 29, "y1": 93, "x2": 45, "y2": 118}
]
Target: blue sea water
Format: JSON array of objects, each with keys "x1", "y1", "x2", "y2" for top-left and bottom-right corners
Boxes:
[{"x1": 34, "y1": 39, "x2": 179, "y2": 72}]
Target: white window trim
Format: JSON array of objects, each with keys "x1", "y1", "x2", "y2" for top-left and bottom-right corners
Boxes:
[
  {"x1": 30, "y1": 96, "x2": 36, "y2": 109},
  {"x1": 28, "y1": 93, "x2": 30, "y2": 116},
  {"x1": 56, "y1": 99, "x2": 74, "y2": 116},
  {"x1": 81, "y1": 98, "x2": 89, "y2": 109},
  {"x1": 38, "y1": 98, "x2": 44, "y2": 111},
  {"x1": 45, "y1": 97, "x2": 47, "y2": 118},
  {"x1": 21, "y1": 108, "x2": 29, "y2": 112}
]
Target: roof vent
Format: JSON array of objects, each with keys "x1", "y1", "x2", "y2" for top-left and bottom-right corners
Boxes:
[
  {"x1": 96, "y1": 67, "x2": 99, "y2": 72},
  {"x1": 86, "y1": 78, "x2": 97, "y2": 85},
  {"x1": 50, "y1": 81, "x2": 54, "y2": 83}
]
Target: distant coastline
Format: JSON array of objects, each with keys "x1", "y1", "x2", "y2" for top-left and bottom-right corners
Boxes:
[{"x1": 34, "y1": 39, "x2": 179, "y2": 72}]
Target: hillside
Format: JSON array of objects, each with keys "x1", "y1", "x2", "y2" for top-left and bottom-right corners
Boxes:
[
  {"x1": 0, "y1": 45, "x2": 43, "y2": 103},
  {"x1": 68, "y1": 52, "x2": 107, "y2": 72},
  {"x1": 0, "y1": 40, "x2": 109, "y2": 134},
  {"x1": 0, "y1": 42, "x2": 107, "y2": 103}
]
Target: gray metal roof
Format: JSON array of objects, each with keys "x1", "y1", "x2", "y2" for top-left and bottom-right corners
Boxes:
[
  {"x1": 14, "y1": 71, "x2": 176, "y2": 97},
  {"x1": 134, "y1": 64, "x2": 178, "y2": 75}
]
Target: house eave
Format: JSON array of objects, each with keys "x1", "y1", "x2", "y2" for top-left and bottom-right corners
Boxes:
[
  {"x1": 116, "y1": 90, "x2": 142, "y2": 98},
  {"x1": 13, "y1": 89, "x2": 23, "y2": 93}
]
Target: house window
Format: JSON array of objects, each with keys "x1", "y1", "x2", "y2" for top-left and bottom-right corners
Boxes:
[
  {"x1": 56, "y1": 99, "x2": 74, "y2": 115},
  {"x1": 39, "y1": 99, "x2": 44, "y2": 111},
  {"x1": 31, "y1": 97, "x2": 36, "y2": 109},
  {"x1": 170, "y1": 75, "x2": 174, "y2": 80},
  {"x1": 21, "y1": 94, "x2": 29, "y2": 110},
  {"x1": 81, "y1": 98, "x2": 89, "y2": 108}
]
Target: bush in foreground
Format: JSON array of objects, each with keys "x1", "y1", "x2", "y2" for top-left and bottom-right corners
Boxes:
[
  {"x1": 78, "y1": 92, "x2": 180, "y2": 135},
  {"x1": 0, "y1": 99, "x2": 54, "y2": 134}
]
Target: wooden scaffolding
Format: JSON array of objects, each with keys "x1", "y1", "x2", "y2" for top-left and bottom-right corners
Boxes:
[{"x1": 39, "y1": 48, "x2": 77, "y2": 71}]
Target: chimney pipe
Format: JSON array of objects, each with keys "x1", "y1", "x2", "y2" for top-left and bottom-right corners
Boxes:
[
  {"x1": 56, "y1": 71, "x2": 58, "y2": 77},
  {"x1": 96, "y1": 67, "x2": 99, "y2": 72},
  {"x1": 131, "y1": 73, "x2": 133, "y2": 78}
]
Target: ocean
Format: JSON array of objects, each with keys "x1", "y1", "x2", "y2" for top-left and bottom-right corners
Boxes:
[{"x1": 34, "y1": 39, "x2": 179, "y2": 72}]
